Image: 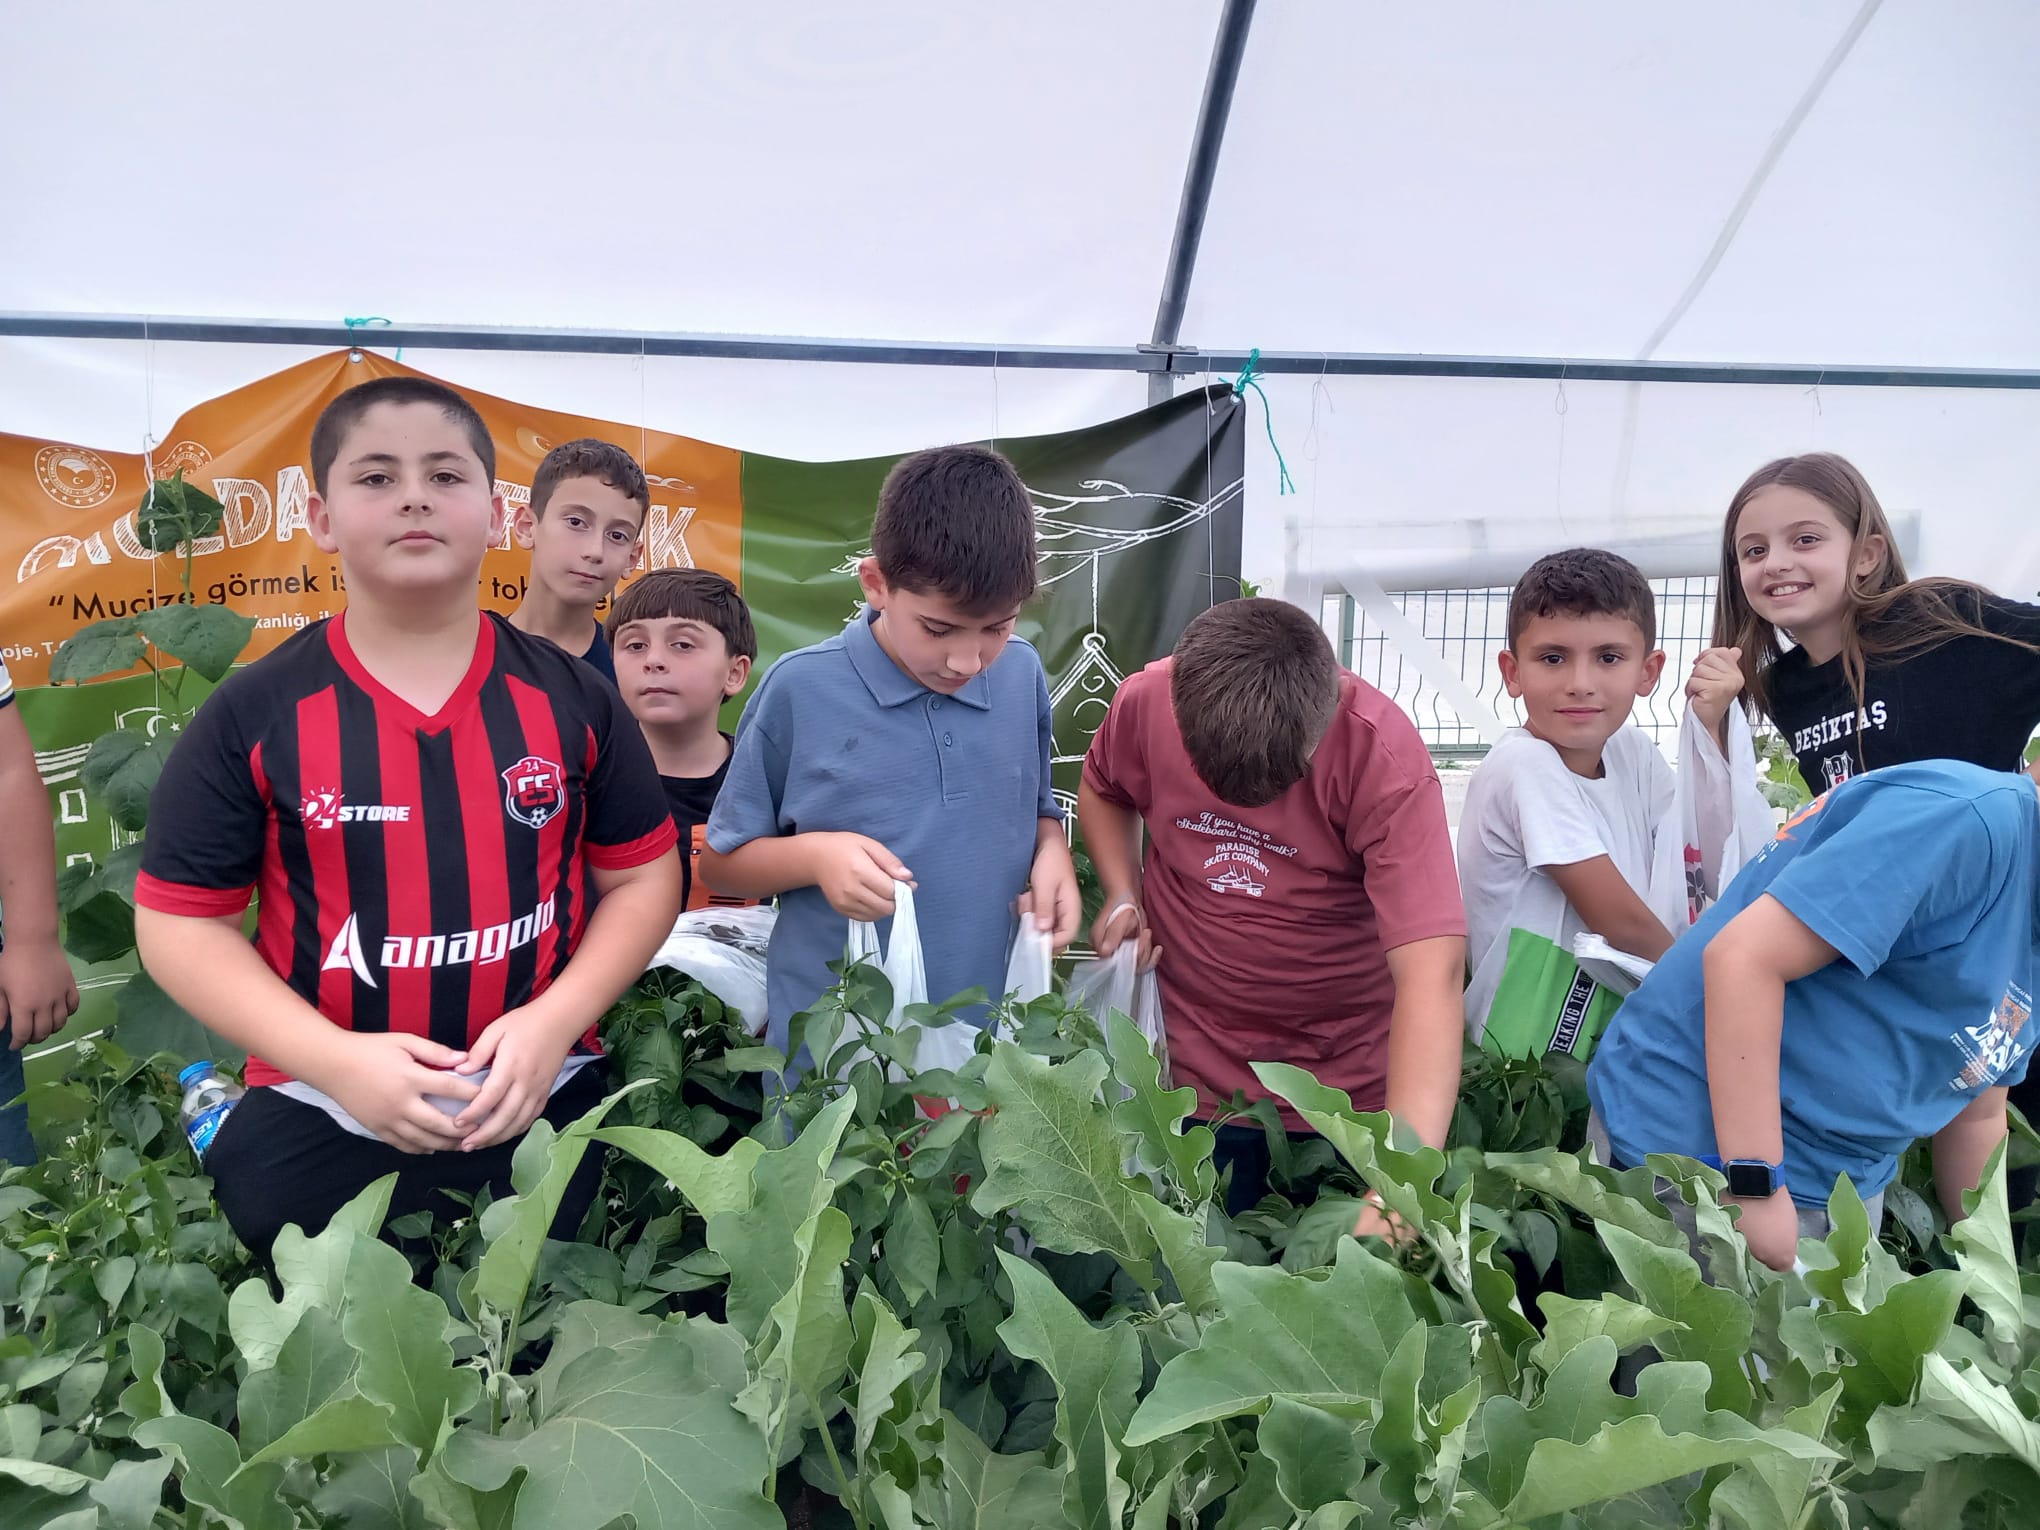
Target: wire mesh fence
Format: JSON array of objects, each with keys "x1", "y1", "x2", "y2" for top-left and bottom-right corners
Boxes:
[{"x1": 1327, "y1": 577, "x2": 1721, "y2": 757}]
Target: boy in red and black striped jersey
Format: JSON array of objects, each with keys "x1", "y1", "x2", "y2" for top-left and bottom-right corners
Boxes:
[
  {"x1": 134, "y1": 378, "x2": 684, "y2": 1260},
  {"x1": 606, "y1": 568, "x2": 758, "y2": 912}
]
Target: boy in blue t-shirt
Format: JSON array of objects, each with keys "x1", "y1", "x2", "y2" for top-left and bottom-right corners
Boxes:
[
  {"x1": 1589, "y1": 760, "x2": 2039, "y2": 1271},
  {"x1": 702, "y1": 445, "x2": 1079, "y2": 1058}
]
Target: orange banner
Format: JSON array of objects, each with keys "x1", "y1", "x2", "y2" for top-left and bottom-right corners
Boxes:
[{"x1": 0, "y1": 351, "x2": 744, "y2": 689}]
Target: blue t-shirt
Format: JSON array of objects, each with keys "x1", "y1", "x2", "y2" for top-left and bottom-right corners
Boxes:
[
  {"x1": 1589, "y1": 761, "x2": 2040, "y2": 1206},
  {"x1": 705, "y1": 608, "x2": 1060, "y2": 1054}
]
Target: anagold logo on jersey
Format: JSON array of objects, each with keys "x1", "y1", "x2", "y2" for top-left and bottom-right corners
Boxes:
[
  {"x1": 300, "y1": 789, "x2": 412, "y2": 830},
  {"x1": 320, "y1": 901, "x2": 556, "y2": 989},
  {"x1": 502, "y1": 755, "x2": 564, "y2": 829}
]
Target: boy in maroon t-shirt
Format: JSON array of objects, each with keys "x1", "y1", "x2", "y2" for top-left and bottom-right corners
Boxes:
[{"x1": 1079, "y1": 598, "x2": 1465, "y2": 1225}]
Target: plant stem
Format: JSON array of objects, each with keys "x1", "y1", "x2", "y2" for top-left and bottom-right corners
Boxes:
[{"x1": 814, "y1": 1419, "x2": 870, "y2": 1530}]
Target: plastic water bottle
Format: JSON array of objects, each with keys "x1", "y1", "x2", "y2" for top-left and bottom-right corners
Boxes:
[{"x1": 178, "y1": 1061, "x2": 242, "y2": 1161}]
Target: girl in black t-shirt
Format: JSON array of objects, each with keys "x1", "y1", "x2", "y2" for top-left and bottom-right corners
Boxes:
[{"x1": 1712, "y1": 451, "x2": 2040, "y2": 798}]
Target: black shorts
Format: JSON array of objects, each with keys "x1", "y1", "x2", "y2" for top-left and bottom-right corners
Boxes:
[{"x1": 204, "y1": 1061, "x2": 611, "y2": 1261}]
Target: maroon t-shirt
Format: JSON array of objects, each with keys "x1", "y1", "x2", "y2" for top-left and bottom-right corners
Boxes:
[{"x1": 1083, "y1": 662, "x2": 1464, "y2": 1126}]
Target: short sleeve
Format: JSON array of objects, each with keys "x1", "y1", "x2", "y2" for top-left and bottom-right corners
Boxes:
[
  {"x1": 1763, "y1": 782, "x2": 2011, "y2": 976},
  {"x1": 135, "y1": 681, "x2": 267, "y2": 917},
  {"x1": 705, "y1": 666, "x2": 793, "y2": 854},
  {"x1": 0, "y1": 654, "x2": 14, "y2": 710},
  {"x1": 1033, "y1": 657, "x2": 1061, "y2": 820},
  {"x1": 1082, "y1": 666, "x2": 1157, "y2": 811},
  {"x1": 1339, "y1": 698, "x2": 1466, "y2": 948},
  {"x1": 582, "y1": 681, "x2": 679, "y2": 869}
]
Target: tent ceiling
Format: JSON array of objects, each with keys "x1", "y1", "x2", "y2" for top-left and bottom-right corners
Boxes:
[{"x1": 6, "y1": 1, "x2": 2034, "y2": 369}]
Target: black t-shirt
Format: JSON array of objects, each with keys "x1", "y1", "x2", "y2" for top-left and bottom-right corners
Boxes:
[
  {"x1": 579, "y1": 625, "x2": 617, "y2": 683},
  {"x1": 135, "y1": 613, "x2": 677, "y2": 1086},
  {"x1": 662, "y1": 736, "x2": 749, "y2": 911},
  {"x1": 1766, "y1": 591, "x2": 2040, "y2": 794}
]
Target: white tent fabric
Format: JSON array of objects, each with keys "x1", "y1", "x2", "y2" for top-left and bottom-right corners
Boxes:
[{"x1": 4, "y1": 0, "x2": 2037, "y2": 597}]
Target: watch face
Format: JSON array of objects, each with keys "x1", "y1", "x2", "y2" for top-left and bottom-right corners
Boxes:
[{"x1": 1725, "y1": 1161, "x2": 1776, "y2": 1198}]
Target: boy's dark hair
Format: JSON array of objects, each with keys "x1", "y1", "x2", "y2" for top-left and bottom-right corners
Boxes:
[
  {"x1": 1170, "y1": 598, "x2": 1340, "y2": 809},
  {"x1": 605, "y1": 568, "x2": 757, "y2": 661},
  {"x1": 872, "y1": 445, "x2": 1038, "y2": 612},
  {"x1": 309, "y1": 376, "x2": 495, "y2": 498},
  {"x1": 1507, "y1": 548, "x2": 1658, "y2": 650},
  {"x1": 531, "y1": 438, "x2": 651, "y2": 526}
]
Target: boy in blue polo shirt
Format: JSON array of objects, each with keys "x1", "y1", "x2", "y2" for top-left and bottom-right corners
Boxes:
[
  {"x1": 1589, "y1": 760, "x2": 2039, "y2": 1271},
  {"x1": 701, "y1": 445, "x2": 1079, "y2": 1060}
]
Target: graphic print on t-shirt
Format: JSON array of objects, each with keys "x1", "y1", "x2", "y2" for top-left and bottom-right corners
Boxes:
[
  {"x1": 1174, "y1": 810, "x2": 1299, "y2": 899},
  {"x1": 1950, "y1": 982, "x2": 2034, "y2": 1092}
]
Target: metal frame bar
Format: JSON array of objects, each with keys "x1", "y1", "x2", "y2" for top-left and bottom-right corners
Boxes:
[
  {"x1": 1148, "y1": 0, "x2": 1259, "y2": 364},
  {"x1": 5, "y1": 312, "x2": 2038, "y2": 391}
]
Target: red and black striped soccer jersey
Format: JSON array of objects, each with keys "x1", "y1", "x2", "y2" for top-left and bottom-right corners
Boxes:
[{"x1": 137, "y1": 612, "x2": 678, "y2": 1087}]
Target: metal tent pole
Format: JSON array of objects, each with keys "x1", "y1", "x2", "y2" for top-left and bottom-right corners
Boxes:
[{"x1": 1144, "y1": 0, "x2": 1259, "y2": 405}]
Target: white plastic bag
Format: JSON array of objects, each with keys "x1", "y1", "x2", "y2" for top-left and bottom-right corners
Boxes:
[
  {"x1": 1644, "y1": 705, "x2": 1777, "y2": 934},
  {"x1": 647, "y1": 903, "x2": 776, "y2": 1037},
  {"x1": 1067, "y1": 903, "x2": 1168, "y2": 1088},
  {"x1": 1004, "y1": 918, "x2": 1055, "y2": 1006}
]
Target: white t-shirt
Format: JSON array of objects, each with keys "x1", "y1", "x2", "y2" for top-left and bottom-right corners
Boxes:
[{"x1": 1459, "y1": 726, "x2": 1674, "y2": 1041}]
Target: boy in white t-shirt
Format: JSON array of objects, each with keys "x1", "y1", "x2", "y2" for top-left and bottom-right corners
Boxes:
[{"x1": 1461, "y1": 549, "x2": 1744, "y2": 1058}]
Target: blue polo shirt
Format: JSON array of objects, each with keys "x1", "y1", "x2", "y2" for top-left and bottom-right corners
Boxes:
[
  {"x1": 1588, "y1": 761, "x2": 2040, "y2": 1207},
  {"x1": 706, "y1": 607, "x2": 1059, "y2": 1054}
]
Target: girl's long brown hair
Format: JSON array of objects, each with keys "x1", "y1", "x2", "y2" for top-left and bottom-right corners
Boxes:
[{"x1": 1712, "y1": 453, "x2": 2036, "y2": 762}]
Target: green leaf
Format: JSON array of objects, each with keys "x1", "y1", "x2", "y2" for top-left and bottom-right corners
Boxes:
[
  {"x1": 49, "y1": 618, "x2": 146, "y2": 685},
  {"x1": 1126, "y1": 1238, "x2": 1422, "y2": 1444},
  {"x1": 935, "y1": 1411, "x2": 1066, "y2": 1529},
  {"x1": 136, "y1": 470, "x2": 226, "y2": 552},
  {"x1": 115, "y1": 966, "x2": 237, "y2": 1067},
  {"x1": 1481, "y1": 1339, "x2": 1833, "y2": 1520},
  {"x1": 88, "y1": 1455, "x2": 175, "y2": 1530},
  {"x1": 592, "y1": 1125, "x2": 764, "y2": 1221},
  {"x1": 1820, "y1": 1268, "x2": 1968, "y2": 1440},
  {"x1": 61, "y1": 893, "x2": 137, "y2": 962},
  {"x1": 1708, "y1": 1381, "x2": 1843, "y2": 1530},
  {"x1": 971, "y1": 1043, "x2": 1158, "y2": 1278},
  {"x1": 1104, "y1": 1009, "x2": 1216, "y2": 1202},
  {"x1": 1257, "y1": 1396, "x2": 1370, "y2": 1513},
  {"x1": 1948, "y1": 1141, "x2": 2022, "y2": 1360},
  {"x1": 995, "y1": 1250, "x2": 1141, "y2": 1530},
  {"x1": 116, "y1": 1323, "x2": 171, "y2": 1424},
  {"x1": 887, "y1": 1190, "x2": 942, "y2": 1308},
  {"x1": 0, "y1": 1459, "x2": 92, "y2": 1496},
  {"x1": 1484, "y1": 1148, "x2": 1685, "y2": 1250},
  {"x1": 707, "y1": 1092, "x2": 855, "y2": 1343},
  {"x1": 313, "y1": 1446, "x2": 433, "y2": 1530},
  {"x1": 342, "y1": 1233, "x2": 485, "y2": 1454},
  {"x1": 78, "y1": 729, "x2": 174, "y2": 831},
  {"x1": 1530, "y1": 1290, "x2": 1682, "y2": 1372},
  {"x1": 134, "y1": 1414, "x2": 292, "y2": 1530},
  {"x1": 1136, "y1": 1198, "x2": 1225, "y2": 1317},
  {"x1": 1601, "y1": 1222, "x2": 1753, "y2": 1413},
  {"x1": 230, "y1": 1177, "x2": 397, "y2": 1370},
  {"x1": 474, "y1": 1084, "x2": 640, "y2": 1319},
  {"x1": 850, "y1": 1288, "x2": 927, "y2": 1472},
  {"x1": 440, "y1": 1328, "x2": 779, "y2": 1530},
  {"x1": 237, "y1": 1305, "x2": 357, "y2": 1457},
  {"x1": 248, "y1": 1395, "x2": 406, "y2": 1464},
  {"x1": 138, "y1": 602, "x2": 256, "y2": 683},
  {"x1": 740, "y1": 1205, "x2": 855, "y2": 1448},
  {"x1": 1865, "y1": 1352, "x2": 2040, "y2": 1475},
  {"x1": 92, "y1": 1254, "x2": 137, "y2": 1316}
]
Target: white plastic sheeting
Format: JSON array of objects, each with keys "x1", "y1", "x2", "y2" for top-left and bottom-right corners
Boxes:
[{"x1": 3, "y1": 1, "x2": 2036, "y2": 597}]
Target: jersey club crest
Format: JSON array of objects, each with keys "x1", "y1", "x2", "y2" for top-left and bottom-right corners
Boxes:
[{"x1": 502, "y1": 754, "x2": 564, "y2": 829}]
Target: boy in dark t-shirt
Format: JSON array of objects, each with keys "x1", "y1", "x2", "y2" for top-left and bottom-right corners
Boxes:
[
  {"x1": 508, "y1": 439, "x2": 650, "y2": 681},
  {"x1": 606, "y1": 569, "x2": 757, "y2": 911},
  {"x1": 134, "y1": 378, "x2": 683, "y2": 1259}
]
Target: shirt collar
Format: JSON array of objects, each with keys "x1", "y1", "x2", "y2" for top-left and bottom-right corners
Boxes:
[{"x1": 844, "y1": 605, "x2": 995, "y2": 711}]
